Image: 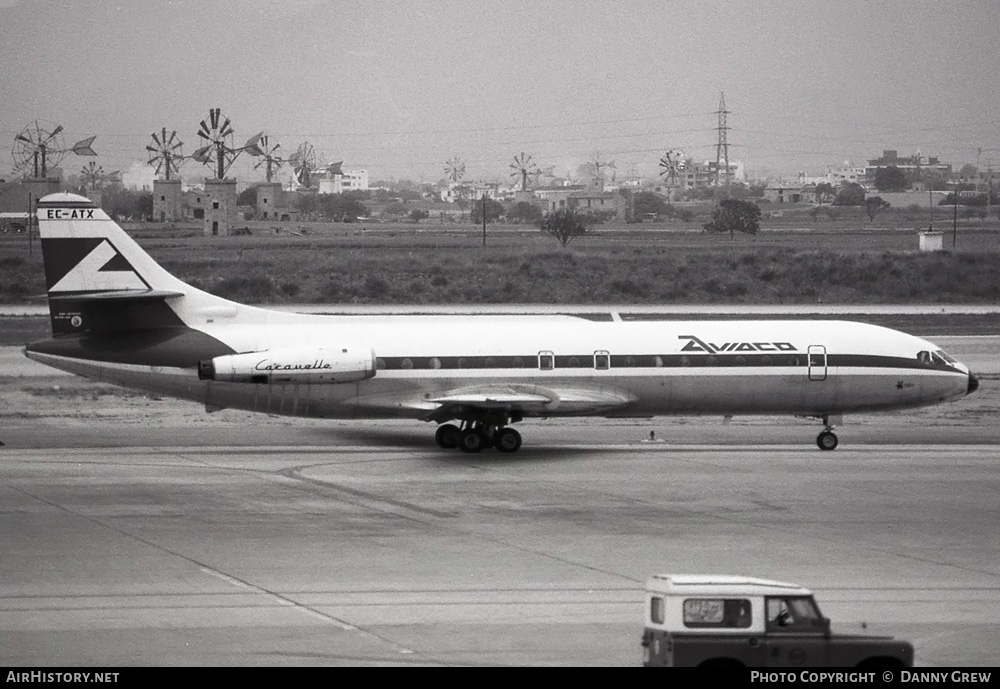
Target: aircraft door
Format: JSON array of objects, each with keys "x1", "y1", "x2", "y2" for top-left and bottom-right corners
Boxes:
[{"x1": 807, "y1": 345, "x2": 827, "y2": 381}]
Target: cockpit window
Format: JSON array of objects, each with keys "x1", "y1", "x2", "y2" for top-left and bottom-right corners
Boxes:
[
  {"x1": 917, "y1": 351, "x2": 931, "y2": 365},
  {"x1": 933, "y1": 350, "x2": 957, "y2": 365}
]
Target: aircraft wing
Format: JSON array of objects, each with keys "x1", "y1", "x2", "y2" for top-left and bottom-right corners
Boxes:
[{"x1": 426, "y1": 383, "x2": 635, "y2": 416}]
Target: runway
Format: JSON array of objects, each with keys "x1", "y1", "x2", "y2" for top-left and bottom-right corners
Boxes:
[{"x1": 1, "y1": 434, "x2": 998, "y2": 666}]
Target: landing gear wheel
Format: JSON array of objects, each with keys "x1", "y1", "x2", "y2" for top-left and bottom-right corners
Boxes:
[
  {"x1": 494, "y1": 428, "x2": 522, "y2": 453},
  {"x1": 817, "y1": 430, "x2": 839, "y2": 451},
  {"x1": 435, "y1": 424, "x2": 461, "y2": 449},
  {"x1": 458, "y1": 428, "x2": 487, "y2": 453}
]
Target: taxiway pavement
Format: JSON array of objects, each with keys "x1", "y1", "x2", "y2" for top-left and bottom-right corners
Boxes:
[{"x1": 1, "y1": 434, "x2": 997, "y2": 666}]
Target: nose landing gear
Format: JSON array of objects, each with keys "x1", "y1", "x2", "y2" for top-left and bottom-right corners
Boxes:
[{"x1": 816, "y1": 415, "x2": 840, "y2": 451}]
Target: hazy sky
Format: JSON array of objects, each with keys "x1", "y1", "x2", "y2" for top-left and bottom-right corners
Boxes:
[{"x1": 2, "y1": 0, "x2": 999, "y2": 185}]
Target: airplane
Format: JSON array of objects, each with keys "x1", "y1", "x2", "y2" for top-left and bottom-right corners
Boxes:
[{"x1": 24, "y1": 192, "x2": 979, "y2": 453}]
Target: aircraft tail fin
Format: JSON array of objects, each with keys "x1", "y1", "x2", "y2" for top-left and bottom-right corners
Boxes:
[{"x1": 36, "y1": 192, "x2": 246, "y2": 336}]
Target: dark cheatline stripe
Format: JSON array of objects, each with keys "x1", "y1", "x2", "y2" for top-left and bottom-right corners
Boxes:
[
  {"x1": 26, "y1": 327, "x2": 235, "y2": 368},
  {"x1": 373, "y1": 353, "x2": 964, "y2": 373},
  {"x1": 36, "y1": 199, "x2": 97, "y2": 209}
]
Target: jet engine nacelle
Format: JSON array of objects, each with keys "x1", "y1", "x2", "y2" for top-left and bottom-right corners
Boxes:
[{"x1": 199, "y1": 346, "x2": 376, "y2": 384}]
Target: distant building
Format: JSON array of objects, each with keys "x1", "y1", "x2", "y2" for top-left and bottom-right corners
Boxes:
[
  {"x1": 318, "y1": 169, "x2": 370, "y2": 194},
  {"x1": 865, "y1": 150, "x2": 951, "y2": 182},
  {"x1": 825, "y1": 165, "x2": 867, "y2": 187},
  {"x1": 674, "y1": 159, "x2": 744, "y2": 191},
  {"x1": 533, "y1": 185, "x2": 625, "y2": 219},
  {"x1": 443, "y1": 180, "x2": 500, "y2": 203},
  {"x1": 764, "y1": 184, "x2": 808, "y2": 204}
]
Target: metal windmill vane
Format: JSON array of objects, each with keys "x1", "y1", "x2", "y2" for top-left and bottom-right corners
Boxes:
[
  {"x1": 146, "y1": 127, "x2": 185, "y2": 181},
  {"x1": 659, "y1": 149, "x2": 686, "y2": 184},
  {"x1": 191, "y1": 107, "x2": 264, "y2": 180},
  {"x1": 510, "y1": 152, "x2": 538, "y2": 191},
  {"x1": 11, "y1": 120, "x2": 97, "y2": 178},
  {"x1": 252, "y1": 135, "x2": 284, "y2": 183},
  {"x1": 445, "y1": 156, "x2": 465, "y2": 183},
  {"x1": 80, "y1": 161, "x2": 119, "y2": 190},
  {"x1": 287, "y1": 142, "x2": 320, "y2": 188}
]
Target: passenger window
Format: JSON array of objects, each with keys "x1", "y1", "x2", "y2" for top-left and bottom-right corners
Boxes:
[
  {"x1": 538, "y1": 352, "x2": 554, "y2": 370},
  {"x1": 594, "y1": 351, "x2": 610, "y2": 370},
  {"x1": 683, "y1": 598, "x2": 752, "y2": 628},
  {"x1": 651, "y1": 596, "x2": 665, "y2": 624}
]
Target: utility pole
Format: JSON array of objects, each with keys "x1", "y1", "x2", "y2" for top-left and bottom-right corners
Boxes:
[
  {"x1": 714, "y1": 91, "x2": 730, "y2": 206},
  {"x1": 953, "y1": 185, "x2": 958, "y2": 248},
  {"x1": 928, "y1": 187, "x2": 933, "y2": 231},
  {"x1": 27, "y1": 192, "x2": 33, "y2": 256},
  {"x1": 482, "y1": 193, "x2": 487, "y2": 246}
]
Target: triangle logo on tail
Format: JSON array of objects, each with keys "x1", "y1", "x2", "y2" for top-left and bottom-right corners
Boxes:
[{"x1": 49, "y1": 239, "x2": 148, "y2": 293}]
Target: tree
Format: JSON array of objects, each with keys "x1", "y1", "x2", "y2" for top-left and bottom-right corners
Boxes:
[
  {"x1": 384, "y1": 202, "x2": 407, "y2": 218},
  {"x1": 408, "y1": 209, "x2": 429, "y2": 223},
  {"x1": 814, "y1": 182, "x2": 835, "y2": 204},
  {"x1": 874, "y1": 166, "x2": 907, "y2": 192},
  {"x1": 539, "y1": 208, "x2": 586, "y2": 247},
  {"x1": 632, "y1": 191, "x2": 670, "y2": 218},
  {"x1": 833, "y1": 183, "x2": 866, "y2": 206},
  {"x1": 507, "y1": 201, "x2": 543, "y2": 224},
  {"x1": 320, "y1": 193, "x2": 370, "y2": 221},
  {"x1": 100, "y1": 188, "x2": 153, "y2": 221},
  {"x1": 237, "y1": 186, "x2": 258, "y2": 210},
  {"x1": 470, "y1": 197, "x2": 505, "y2": 224},
  {"x1": 865, "y1": 196, "x2": 890, "y2": 222},
  {"x1": 703, "y1": 199, "x2": 761, "y2": 239}
]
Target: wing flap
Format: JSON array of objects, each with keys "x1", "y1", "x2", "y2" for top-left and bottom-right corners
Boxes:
[{"x1": 427, "y1": 384, "x2": 635, "y2": 415}]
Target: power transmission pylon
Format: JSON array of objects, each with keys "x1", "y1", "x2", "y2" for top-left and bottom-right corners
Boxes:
[{"x1": 714, "y1": 91, "x2": 730, "y2": 205}]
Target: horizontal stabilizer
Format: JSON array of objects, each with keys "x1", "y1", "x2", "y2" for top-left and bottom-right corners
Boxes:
[{"x1": 49, "y1": 289, "x2": 185, "y2": 302}]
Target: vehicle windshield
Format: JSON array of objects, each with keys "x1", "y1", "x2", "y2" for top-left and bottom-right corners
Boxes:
[{"x1": 766, "y1": 596, "x2": 823, "y2": 632}]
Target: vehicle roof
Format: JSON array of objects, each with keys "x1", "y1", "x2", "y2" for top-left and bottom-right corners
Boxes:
[{"x1": 646, "y1": 574, "x2": 813, "y2": 598}]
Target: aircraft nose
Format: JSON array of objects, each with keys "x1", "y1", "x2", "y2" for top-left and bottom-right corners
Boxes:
[{"x1": 968, "y1": 373, "x2": 979, "y2": 395}]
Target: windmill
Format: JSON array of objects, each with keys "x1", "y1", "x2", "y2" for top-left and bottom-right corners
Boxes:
[
  {"x1": 287, "y1": 142, "x2": 320, "y2": 188},
  {"x1": 509, "y1": 152, "x2": 538, "y2": 191},
  {"x1": 11, "y1": 120, "x2": 97, "y2": 178},
  {"x1": 591, "y1": 152, "x2": 616, "y2": 183},
  {"x1": 190, "y1": 107, "x2": 264, "y2": 180},
  {"x1": 580, "y1": 152, "x2": 615, "y2": 190},
  {"x1": 445, "y1": 156, "x2": 465, "y2": 183},
  {"x1": 252, "y1": 135, "x2": 284, "y2": 182},
  {"x1": 80, "y1": 161, "x2": 120, "y2": 190},
  {"x1": 658, "y1": 148, "x2": 686, "y2": 203},
  {"x1": 146, "y1": 127, "x2": 185, "y2": 180}
]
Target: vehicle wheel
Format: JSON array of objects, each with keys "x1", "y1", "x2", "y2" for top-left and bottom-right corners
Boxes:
[
  {"x1": 435, "y1": 424, "x2": 461, "y2": 449},
  {"x1": 458, "y1": 428, "x2": 486, "y2": 453},
  {"x1": 494, "y1": 428, "x2": 522, "y2": 453},
  {"x1": 698, "y1": 658, "x2": 744, "y2": 668},
  {"x1": 817, "y1": 430, "x2": 839, "y2": 451}
]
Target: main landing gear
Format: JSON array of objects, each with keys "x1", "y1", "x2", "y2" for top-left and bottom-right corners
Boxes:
[
  {"x1": 434, "y1": 421, "x2": 523, "y2": 454},
  {"x1": 816, "y1": 415, "x2": 840, "y2": 451}
]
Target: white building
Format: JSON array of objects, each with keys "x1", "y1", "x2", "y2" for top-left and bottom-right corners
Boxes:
[
  {"x1": 825, "y1": 165, "x2": 867, "y2": 186},
  {"x1": 318, "y1": 169, "x2": 370, "y2": 194}
]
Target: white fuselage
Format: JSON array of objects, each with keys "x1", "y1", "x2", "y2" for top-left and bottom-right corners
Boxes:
[{"x1": 26, "y1": 312, "x2": 972, "y2": 421}]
